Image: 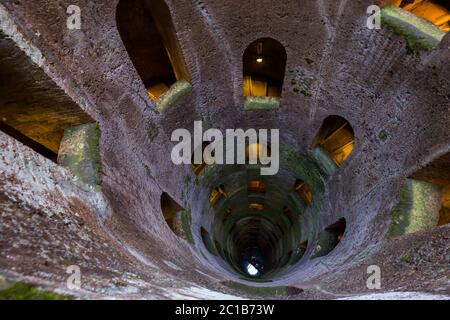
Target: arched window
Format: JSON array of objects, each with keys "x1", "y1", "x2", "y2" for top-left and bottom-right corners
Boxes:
[
  {"x1": 246, "y1": 143, "x2": 271, "y2": 163},
  {"x1": 293, "y1": 180, "x2": 313, "y2": 205},
  {"x1": 0, "y1": 29, "x2": 100, "y2": 185},
  {"x1": 160, "y1": 192, "x2": 193, "y2": 242},
  {"x1": 313, "y1": 115, "x2": 355, "y2": 170},
  {"x1": 249, "y1": 202, "x2": 264, "y2": 211},
  {"x1": 117, "y1": 0, "x2": 191, "y2": 111},
  {"x1": 248, "y1": 180, "x2": 266, "y2": 194},
  {"x1": 311, "y1": 218, "x2": 346, "y2": 259},
  {"x1": 389, "y1": 151, "x2": 450, "y2": 238},
  {"x1": 191, "y1": 142, "x2": 213, "y2": 176},
  {"x1": 243, "y1": 38, "x2": 286, "y2": 110},
  {"x1": 209, "y1": 185, "x2": 226, "y2": 207},
  {"x1": 290, "y1": 241, "x2": 308, "y2": 264}
]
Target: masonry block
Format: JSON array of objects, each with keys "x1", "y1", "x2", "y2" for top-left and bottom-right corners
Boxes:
[{"x1": 57, "y1": 123, "x2": 102, "y2": 186}]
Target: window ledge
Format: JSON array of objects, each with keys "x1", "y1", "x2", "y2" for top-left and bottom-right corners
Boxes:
[
  {"x1": 381, "y1": 6, "x2": 447, "y2": 52},
  {"x1": 244, "y1": 96, "x2": 280, "y2": 111},
  {"x1": 311, "y1": 146, "x2": 338, "y2": 176},
  {"x1": 155, "y1": 79, "x2": 192, "y2": 113},
  {"x1": 58, "y1": 123, "x2": 102, "y2": 186}
]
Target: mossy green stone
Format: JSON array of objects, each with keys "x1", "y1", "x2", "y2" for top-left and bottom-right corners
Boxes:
[
  {"x1": 225, "y1": 281, "x2": 289, "y2": 297},
  {"x1": 388, "y1": 179, "x2": 441, "y2": 238},
  {"x1": 0, "y1": 281, "x2": 71, "y2": 300},
  {"x1": 156, "y1": 79, "x2": 192, "y2": 113},
  {"x1": 381, "y1": 6, "x2": 446, "y2": 52},
  {"x1": 58, "y1": 123, "x2": 102, "y2": 186},
  {"x1": 244, "y1": 96, "x2": 280, "y2": 111}
]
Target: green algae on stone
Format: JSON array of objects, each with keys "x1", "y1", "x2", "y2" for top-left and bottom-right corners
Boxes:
[
  {"x1": 147, "y1": 121, "x2": 159, "y2": 142},
  {"x1": 290, "y1": 72, "x2": 316, "y2": 97},
  {"x1": 311, "y1": 229, "x2": 340, "y2": 259},
  {"x1": 289, "y1": 241, "x2": 308, "y2": 264},
  {"x1": 57, "y1": 123, "x2": 102, "y2": 186},
  {"x1": 172, "y1": 210, "x2": 194, "y2": 244},
  {"x1": 0, "y1": 281, "x2": 71, "y2": 300},
  {"x1": 381, "y1": 6, "x2": 446, "y2": 52},
  {"x1": 225, "y1": 281, "x2": 299, "y2": 297},
  {"x1": 311, "y1": 146, "x2": 338, "y2": 176},
  {"x1": 244, "y1": 96, "x2": 280, "y2": 111},
  {"x1": 155, "y1": 79, "x2": 192, "y2": 113},
  {"x1": 388, "y1": 179, "x2": 441, "y2": 239},
  {"x1": 282, "y1": 145, "x2": 325, "y2": 194}
]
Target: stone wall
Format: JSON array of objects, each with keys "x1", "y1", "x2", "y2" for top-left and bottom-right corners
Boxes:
[{"x1": 0, "y1": 0, "x2": 448, "y2": 298}]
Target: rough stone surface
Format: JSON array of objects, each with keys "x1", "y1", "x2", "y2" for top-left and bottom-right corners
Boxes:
[
  {"x1": 0, "y1": 0, "x2": 448, "y2": 299},
  {"x1": 58, "y1": 123, "x2": 102, "y2": 186}
]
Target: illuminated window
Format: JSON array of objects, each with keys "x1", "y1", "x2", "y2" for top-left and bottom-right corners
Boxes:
[
  {"x1": 314, "y1": 115, "x2": 355, "y2": 167},
  {"x1": 117, "y1": 0, "x2": 189, "y2": 102},
  {"x1": 209, "y1": 185, "x2": 226, "y2": 207},
  {"x1": 385, "y1": 0, "x2": 450, "y2": 31},
  {"x1": 191, "y1": 142, "x2": 213, "y2": 176},
  {"x1": 249, "y1": 203, "x2": 264, "y2": 211},
  {"x1": 243, "y1": 38, "x2": 287, "y2": 98},
  {"x1": 248, "y1": 180, "x2": 266, "y2": 193},
  {"x1": 294, "y1": 180, "x2": 313, "y2": 205},
  {"x1": 246, "y1": 143, "x2": 271, "y2": 163}
]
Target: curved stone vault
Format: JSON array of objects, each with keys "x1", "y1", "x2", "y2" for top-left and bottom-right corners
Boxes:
[{"x1": 0, "y1": 0, "x2": 449, "y2": 299}]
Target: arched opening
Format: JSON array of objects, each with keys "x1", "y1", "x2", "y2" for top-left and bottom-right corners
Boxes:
[
  {"x1": 389, "y1": 151, "x2": 450, "y2": 238},
  {"x1": 243, "y1": 38, "x2": 286, "y2": 104},
  {"x1": 283, "y1": 206, "x2": 296, "y2": 225},
  {"x1": 313, "y1": 115, "x2": 355, "y2": 168},
  {"x1": 160, "y1": 192, "x2": 193, "y2": 242},
  {"x1": 384, "y1": 0, "x2": 450, "y2": 31},
  {"x1": 248, "y1": 180, "x2": 266, "y2": 194},
  {"x1": 249, "y1": 202, "x2": 264, "y2": 211},
  {"x1": 117, "y1": 0, "x2": 191, "y2": 109},
  {"x1": 290, "y1": 241, "x2": 308, "y2": 264},
  {"x1": 293, "y1": 180, "x2": 313, "y2": 205},
  {"x1": 209, "y1": 185, "x2": 226, "y2": 207},
  {"x1": 201, "y1": 227, "x2": 217, "y2": 255},
  {"x1": 191, "y1": 142, "x2": 213, "y2": 176},
  {"x1": 246, "y1": 143, "x2": 271, "y2": 163},
  {"x1": 243, "y1": 38, "x2": 286, "y2": 98},
  {"x1": 0, "y1": 29, "x2": 100, "y2": 185},
  {"x1": 311, "y1": 218, "x2": 346, "y2": 259}
]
